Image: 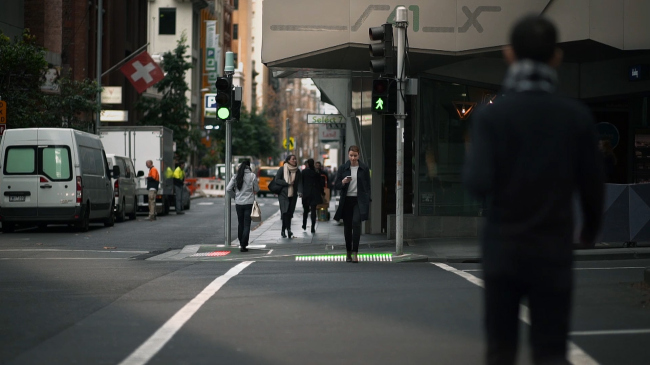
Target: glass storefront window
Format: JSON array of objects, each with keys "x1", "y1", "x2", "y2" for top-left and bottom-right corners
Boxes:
[{"x1": 418, "y1": 78, "x2": 495, "y2": 216}]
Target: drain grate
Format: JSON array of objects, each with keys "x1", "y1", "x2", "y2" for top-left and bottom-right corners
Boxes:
[
  {"x1": 295, "y1": 253, "x2": 393, "y2": 262},
  {"x1": 191, "y1": 251, "x2": 231, "y2": 257}
]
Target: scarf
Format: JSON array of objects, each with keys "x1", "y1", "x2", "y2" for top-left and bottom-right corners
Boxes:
[
  {"x1": 284, "y1": 163, "x2": 299, "y2": 197},
  {"x1": 501, "y1": 60, "x2": 558, "y2": 94}
]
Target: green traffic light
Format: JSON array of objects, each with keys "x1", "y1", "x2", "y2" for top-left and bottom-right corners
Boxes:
[
  {"x1": 375, "y1": 97, "x2": 384, "y2": 110},
  {"x1": 217, "y1": 107, "x2": 230, "y2": 120}
]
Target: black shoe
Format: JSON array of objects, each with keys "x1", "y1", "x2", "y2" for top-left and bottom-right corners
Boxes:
[
  {"x1": 311, "y1": 226, "x2": 315, "y2": 233},
  {"x1": 240, "y1": 247, "x2": 248, "y2": 252},
  {"x1": 346, "y1": 251, "x2": 352, "y2": 262},
  {"x1": 281, "y1": 230, "x2": 287, "y2": 238},
  {"x1": 176, "y1": 211, "x2": 185, "y2": 215},
  {"x1": 302, "y1": 224, "x2": 306, "y2": 230},
  {"x1": 287, "y1": 230, "x2": 293, "y2": 238}
]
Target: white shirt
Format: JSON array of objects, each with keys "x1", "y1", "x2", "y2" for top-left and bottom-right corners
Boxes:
[{"x1": 347, "y1": 166, "x2": 359, "y2": 196}]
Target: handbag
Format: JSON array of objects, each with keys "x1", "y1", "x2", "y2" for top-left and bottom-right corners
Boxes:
[
  {"x1": 267, "y1": 171, "x2": 283, "y2": 194},
  {"x1": 251, "y1": 199, "x2": 262, "y2": 222}
]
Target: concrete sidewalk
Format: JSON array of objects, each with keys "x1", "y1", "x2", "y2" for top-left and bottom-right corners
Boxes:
[{"x1": 152, "y1": 197, "x2": 650, "y2": 263}]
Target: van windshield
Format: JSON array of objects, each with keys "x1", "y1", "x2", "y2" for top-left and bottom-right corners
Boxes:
[{"x1": 41, "y1": 146, "x2": 72, "y2": 181}]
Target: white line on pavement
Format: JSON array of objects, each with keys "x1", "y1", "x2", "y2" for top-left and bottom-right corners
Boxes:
[
  {"x1": 0, "y1": 258, "x2": 126, "y2": 260},
  {"x1": 118, "y1": 261, "x2": 254, "y2": 365},
  {"x1": 432, "y1": 263, "x2": 598, "y2": 365},
  {"x1": 462, "y1": 267, "x2": 645, "y2": 272},
  {"x1": 571, "y1": 329, "x2": 650, "y2": 336},
  {"x1": 197, "y1": 202, "x2": 214, "y2": 205},
  {"x1": 0, "y1": 249, "x2": 148, "y2": 253},
  {"x1": 267, "y1": 249, "x2": 273, "y2": 255}
]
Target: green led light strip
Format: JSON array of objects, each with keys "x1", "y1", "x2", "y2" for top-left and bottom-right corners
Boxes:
[{"x1": 295, "y1": 253, "x2": 393, "y2": 262}]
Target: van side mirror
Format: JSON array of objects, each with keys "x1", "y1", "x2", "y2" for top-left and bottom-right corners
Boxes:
[
  {"x1": 112, "y1": 165, "x2": 121, "y2": 178},
  {"x1": 137, "y1": 170, "x2": 145, "y2": 177}
]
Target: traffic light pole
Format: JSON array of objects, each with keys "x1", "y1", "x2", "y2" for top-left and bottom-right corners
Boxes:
[
  {"x1": 224, "y1": 51, "x2": 235, "y2": 247},
  {"x1": 286, "y1": 118, "x2": 290, "y2": 158},
  {"x1": 395, "y1": 7, "x2": 408, "y2": 255}
]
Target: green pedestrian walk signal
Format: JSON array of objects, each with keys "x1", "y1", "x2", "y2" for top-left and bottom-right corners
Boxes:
[{"x1": 371, "y1": 79, "x2": 395, "y2": 115}]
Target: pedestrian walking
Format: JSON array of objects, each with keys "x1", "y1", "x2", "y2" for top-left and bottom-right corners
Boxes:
[
  {"x1": 276, "y1": 154, "x2": 302, "y2": 238},
  {"x1": 334, "y1": 145, "x2": 371, "y2": 263},
  {"x1": 301, "y1": 158, "x2": 324, "y2": 233},
  {"x1": 227, "y1": 160, "x2": 259, "y2": 252},
  {"x1": 145, "y1": 160, "x2": 160, "y2": 221},
  {"x1": 173, "y1": 161, "x2": 186, "y2": 215},
  {"x1": 462, "y1": 15, "x2": 605, "y2": 365}
]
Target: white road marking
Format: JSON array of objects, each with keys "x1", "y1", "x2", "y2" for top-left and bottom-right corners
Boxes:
[
  {"x1": 0, "y1": 258, "x2": 126, "y2": 260},
  {"x1": 432, "y1": 263, "x2": 598, "y2": 365},
  {"x1": 267, "y1": 249, "x2": 273, "y2": 255},
  {"x1": 462, "y1": 267, "x2": 645, "y2": 272},
  {"x1": 571, "y1": 329, "x2": 650, "y2": 336},
  {"x1": 0, "y1": 249, "x2": 148, "y2": 253},
  {"x1": 118, "y1": 261, "x2": 254, "y2": 365},
  {"x1": 197, "y1": 202, "x2": 214, "y2": 205}
]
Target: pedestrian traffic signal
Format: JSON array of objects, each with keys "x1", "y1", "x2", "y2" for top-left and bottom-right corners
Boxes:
[
  {"x1": 369, "y1": 24, "x2": 395, "y2": 77},
  {"x1": 372, "y1": 79, "x2": 396, "y2": 114},
  {"x1": 215, "y1": 77, "x2": 231, "y2": 120}
]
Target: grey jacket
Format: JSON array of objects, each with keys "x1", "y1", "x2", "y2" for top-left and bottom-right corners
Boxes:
[{"x1": 226, "y1": 169, "x2": 260, "y2": 205}]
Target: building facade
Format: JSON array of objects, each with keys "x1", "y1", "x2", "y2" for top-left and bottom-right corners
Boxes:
[{"x1": 262, "y1": 0, "x2": 650, "y2": 237}]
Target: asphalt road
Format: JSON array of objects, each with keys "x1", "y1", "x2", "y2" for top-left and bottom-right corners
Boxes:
[{"x1": 1, "y1": 197, "x2": 650, "y2": 364}]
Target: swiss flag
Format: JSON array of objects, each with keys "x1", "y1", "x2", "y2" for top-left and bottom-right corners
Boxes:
[{"x1": 120, "y1": 51, "x2": 164, "y2": 94}]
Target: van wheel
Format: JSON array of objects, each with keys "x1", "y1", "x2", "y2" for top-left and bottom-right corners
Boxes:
[
  {"x1": 128, "y1": 196, "x2": 137, "y2": 220},
  {"x1": 2, "y1": 222, "x2": 16, "y2": 233},
  {"x1": 104, "y1": 202, "x2": 115, "y2": 227},
  {"x1": 116, "y1": 199, "x2": 126, "y2": 222},
  {"x1": 76, "y1": 206, "x2": 90, "y2": 232}
]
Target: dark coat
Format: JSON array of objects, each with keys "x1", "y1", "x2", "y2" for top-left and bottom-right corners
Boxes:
[
  {"x1": 276, "y1": 165, "x2": 302, "y2": 214},
  {"x1": 301, "y1": 168, "x2": 323, "y2": 207},
  {"x1": 462, "y1": 90, "x2": 605, "y2": 275},
  {"x1": 333, "y1": 160, "x2": 371, "y2": 221}
]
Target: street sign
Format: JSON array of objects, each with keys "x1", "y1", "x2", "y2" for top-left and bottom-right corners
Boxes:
[
  {"x1": 0, "y1": 100, "x2": 6, "y2": 125},
  {"x1": 204, "y1": 93, "x2": 217, "y2": 117},
  {"x1": 283, "y1": 137, "x2": 295, "y2": 150},
  {"x1": 307, "y1": 114, "x2": 344, "y2": 124}
]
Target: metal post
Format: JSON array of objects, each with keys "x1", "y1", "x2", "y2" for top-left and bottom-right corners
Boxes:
[
  {"x1": 395, "y1": 6, "x2": 408, "y2": 255},
  {"x1": 224, "y1": 52, "x2": 235, "y2": 247},
  {"x1": 286, "y1": 118, "x2": 290, "y2": 157},
  {"x1": 95, "y1": 0, "x2": 103, "y2": 134}
]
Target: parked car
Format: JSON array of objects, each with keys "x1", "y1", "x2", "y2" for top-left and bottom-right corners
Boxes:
[
  {"x1": 106, "y1": 154, "x2": 139, "y2": 222},
  {"x1": 0, "y1": 128, "x2": 116, "y2": 233},
  {"x1": 257, "y1": 166, "x2": 279, "y2": 197}
]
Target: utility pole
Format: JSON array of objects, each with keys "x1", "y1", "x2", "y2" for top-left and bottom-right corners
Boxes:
[
  {"x1": 95, "y1": 0, "x2": 103, "y2": 134},
  {"x1": 395, "y1": 6, "x2": 408, "y2": 255},
  {"x1": 286, "y1": 118, "x2": 290, "y2": 158},
  {"x1": 224, "y1": 51, "x2": 234, "y2": 246}
]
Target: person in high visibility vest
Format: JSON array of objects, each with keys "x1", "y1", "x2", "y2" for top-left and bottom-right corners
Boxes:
[{"x1": 173, "y1": 161, "x2": 186, "y2": 215}]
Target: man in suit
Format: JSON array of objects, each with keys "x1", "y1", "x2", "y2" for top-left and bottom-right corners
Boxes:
[{"x1": 462, "y1": 15, "x2": 605, "y2": 365}]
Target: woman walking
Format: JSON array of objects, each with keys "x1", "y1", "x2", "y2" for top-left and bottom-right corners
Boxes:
[
  {"x1": 276, "y1": 154, "x2": 302, "y2": 238},
  {"x1": 334, "y1": 146, "x2": 371, "y2": 263},
  {"x1": 226, "y1": 160, "x2": 259, "y2": 252},
  {"x1": 301, "y1": 158, "x2": 324, "y2": 233}
]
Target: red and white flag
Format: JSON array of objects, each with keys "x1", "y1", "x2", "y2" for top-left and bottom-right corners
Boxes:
[{"x1": 120, "y1": 51, "x2": 164, "y2": 94}]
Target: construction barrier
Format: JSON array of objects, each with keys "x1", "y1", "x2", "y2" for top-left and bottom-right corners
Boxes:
[
  {"x1": 185, "y1": 178, "x2": 198, "y2": 196},
  {"x1": 195, "y1": 177, "x2": 226, "y2": 197}
]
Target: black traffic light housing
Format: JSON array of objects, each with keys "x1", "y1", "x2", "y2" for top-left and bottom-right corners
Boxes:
[
  {"x1": 215, "y1": 76, "x2": 232, "y2": 120},
  {"x1": 369, "y1": 24, "x2": 395, "y2": 77},
  {"x1": 231, "y1": 86, "x2": 242, "y2": 121},
  {"x1": 371, "y1": 79, "x2": 396, "y2": 115}
]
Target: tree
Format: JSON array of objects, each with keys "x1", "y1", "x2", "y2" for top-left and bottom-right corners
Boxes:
[
  {"x1": 0, "y1": 30, "x2": 101, "y2": 131},
  {"x1": 136, "y1": 33, "x2": 201, "y2": 160}
]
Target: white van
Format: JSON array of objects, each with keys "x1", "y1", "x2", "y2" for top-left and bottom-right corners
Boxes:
[
  {"x1": 0, "y1": 128, "x2": 116, "y2": 233},
  {"x1": 106, "y1": 154, "x2": 141, "y2": 222}
]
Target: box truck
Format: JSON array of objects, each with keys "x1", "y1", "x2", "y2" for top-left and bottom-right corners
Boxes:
[{"x1": 99, "y1": 126, "x2": 177, "y2": 215}]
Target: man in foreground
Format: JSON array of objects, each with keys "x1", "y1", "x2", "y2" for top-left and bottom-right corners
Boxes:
[{"x1": 462, "y1": 15, "x2": 605, "y2": 365}]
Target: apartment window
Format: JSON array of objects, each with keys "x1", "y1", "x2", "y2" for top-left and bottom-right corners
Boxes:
[
  {"x1": 159, "y1": 8, "x2": 176, "y2": 35},
  {"x1": 234, "y1": 0, "x2": 239, "y2": 10},
  {"x1": 233, "y1": 24, "x2": 239, "y2": 40}
]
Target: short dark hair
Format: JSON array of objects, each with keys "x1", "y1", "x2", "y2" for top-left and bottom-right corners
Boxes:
[{"x1": 510, "y1": 15, "x2": 557, "y2": 63}]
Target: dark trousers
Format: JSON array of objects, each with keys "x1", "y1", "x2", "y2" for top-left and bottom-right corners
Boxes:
[
  {"x1": 484, "y1": 265, "x2": 572, "y2": 365},
  {"x1": 235, "y1": 204, "x2": 253, "y2": 248},
  {"x1": 342, "y1": 197, "x2": 361, "y2": 252},
  {"x1": 282, "y1": 195, "x2": 298, "y2": 232},
  {"x1": 303, "y1": 200, "x2": 317, "y2": 228}
]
